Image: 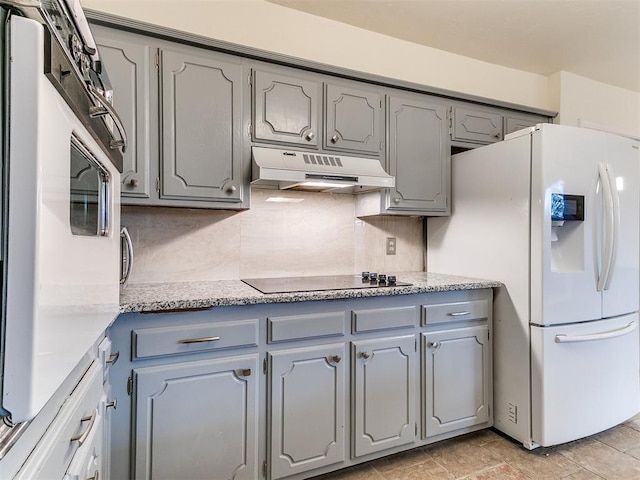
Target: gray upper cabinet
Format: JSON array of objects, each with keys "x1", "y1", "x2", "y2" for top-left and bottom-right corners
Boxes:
[
  {"x1": 324, "y1": 83, "x2": 382, "y2": 155},
  {"x1": 92, "y1": 25, "x2": 156, "y2": 201},
  {"x1": 92, "y1": 26, "x2": 248, "y2": 209},
  {"x1": 504, "y1": 115, "x2": 541, "y2": 136},
  {"x1": 252, "y1": 69, "x2": 321, "y2": 147},
  {"x1": 452, "y1": 106, "x2": 503, "y2": 144},
  {"x1": 160, "y1": 47, "x2": 243, "y2": 203}
]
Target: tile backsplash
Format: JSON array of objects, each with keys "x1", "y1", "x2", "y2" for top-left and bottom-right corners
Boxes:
[{"x1": 122, "y1": 189, "x2": 424, "y2": 283}]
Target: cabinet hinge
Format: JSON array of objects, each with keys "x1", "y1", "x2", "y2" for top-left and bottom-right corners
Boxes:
[
  {"x1": 415, "y1": 339, "x2": 417, "y2": 352},
  {"x1": 379, "y1": 140, "x2": 383, "y2": 151},
  {"x1": 263, "y1": 357, "x2": 268, "y2": 374},
  {"x1": 262, "y1": 460, "x2": 268, "y2": 477},
  {"x1": 155, "y1": 177, "x2": 160, "y2": 193},
  {"x1": 415, "y1": 423, "x2": 418, "y2": 436},
  {"x1": 488, "y1": 330, "x2": 490, "y2": 341},
  {"x1": 248, "y1": 123, "x2": 252, "y2": 137},
  {"x1": 127, "y1": 376, "x2": 133, "y2": 396},
  {"x1": 448, "y1": 107, "x2": 453, "y2": 135},
  {"x1": 154, "y1": 51, "x2": 159, "y2": 70},
  {"x1": 248, "y1": 72, "x2": 252, "y2": 87}
]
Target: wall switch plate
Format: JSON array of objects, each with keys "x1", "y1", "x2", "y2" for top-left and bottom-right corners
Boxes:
[{"x1": 386, "y1": 237, "x2": 396, "y2": 255}]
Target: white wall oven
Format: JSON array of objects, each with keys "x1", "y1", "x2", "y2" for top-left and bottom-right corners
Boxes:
[{"x1": 0, "y1": 0, "x2": 125, "y2": 425}]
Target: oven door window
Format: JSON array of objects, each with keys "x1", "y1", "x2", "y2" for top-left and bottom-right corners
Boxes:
[{"x1": 70, "y1": 135, "x2": 111, "y2": 236}]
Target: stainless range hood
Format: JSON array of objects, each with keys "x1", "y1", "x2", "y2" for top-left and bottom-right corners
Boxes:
[{"x1": 251, "y1": 146, "x2": 394, "y2": 193}]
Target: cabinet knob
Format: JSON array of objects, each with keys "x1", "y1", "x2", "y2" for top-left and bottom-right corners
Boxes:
[
  {"x1": 225, "y1": 184, "x2": 237, "y2": 194},
  {"x1": 393, "y1": 197, "x2": 401, "y2": 204},
  {"x1": 305, "y1": 131, "x2": 315, "y2": 141},
  {"x1": 359, "y1": 351, "x2": 371, "y2": 360},
  {"x1": 331, "y1": 134, "x2": 339, "y2": 144},
  {"x1": 127, "y1": 178, "x2": 139, "y2": 188},
  {"x1": 235, "y1": 368, "x2": 252, "y2": 377},
  {"x1": 491, "y1": 130, "x2": 501, "y2": 139},
  {"x1": 106, "y1": 398, "x2": 118, "y2": 410},
  {"x1": 428, "y1": 342, "x2": 440, "y2": 349},
  {"x1": 326, "y1": 355, "x2": 342, "y2": 364}
]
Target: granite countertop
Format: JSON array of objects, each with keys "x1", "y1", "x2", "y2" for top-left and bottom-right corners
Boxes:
[{"x1": 119, "y1": 272, "x2": 501, "y2": 313}]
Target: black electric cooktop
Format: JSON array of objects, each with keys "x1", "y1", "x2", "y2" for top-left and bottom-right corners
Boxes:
[{"x1": 241, "y1": 274, "x2": 411, "y2": 294}]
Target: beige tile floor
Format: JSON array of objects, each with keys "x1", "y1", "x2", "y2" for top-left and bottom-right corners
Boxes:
[{"x1": 314, "y1": 415, "x2": 640, "y2": 480}]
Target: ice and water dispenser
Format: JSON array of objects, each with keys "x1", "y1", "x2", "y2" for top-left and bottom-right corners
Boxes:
[{"x1": 550, "y1": 193, "x2": 585, "y2": 272}]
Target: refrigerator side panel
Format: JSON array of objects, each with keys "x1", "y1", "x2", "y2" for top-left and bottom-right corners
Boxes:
[
  {"x1": 427, "y1": 134, "x2": 532, "y2": 445},
  {"x1": 531, "y1": 314, "x2": 640, "y2": 446},
  {"x1": 532, "y1": 124, "x2": 604, "y2": 326},
  {"x1": 601, "y1": 134, "x2": 639, "y2": 318}
]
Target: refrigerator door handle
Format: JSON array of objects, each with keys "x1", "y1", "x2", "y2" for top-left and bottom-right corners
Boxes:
[
  {"x1": 603, "y1": 164, "x2": 620, "y2": 290},
  {"x1": 554, "y1": 321, "x2": 637, "y2": 343},
  {"x1": 597, "y1": 163, "x2": 615, "y2": 292}
]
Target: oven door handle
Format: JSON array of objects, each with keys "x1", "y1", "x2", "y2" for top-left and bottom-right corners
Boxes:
[
  {"x1": 120, "y1": 226, "x2": 134, "y2": 289},
  {"x1": 88, "y1": 85, "x2": 128, "y2": 154}
]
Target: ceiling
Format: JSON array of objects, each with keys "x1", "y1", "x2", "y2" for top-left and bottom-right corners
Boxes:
[{"x1": 266, "y1": 0, "x2": 640, "y2": 93}]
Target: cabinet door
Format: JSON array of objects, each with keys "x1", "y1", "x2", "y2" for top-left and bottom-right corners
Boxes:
[
  {"x1": 324, "y1": 83, "x2": 381, "y2": 155},
  {"x1": 134, "y1": 355, "x2": 258, "y2": 480},
  {"x1": 253, "y1": 69, "x2": 320, "y2": 147},
  {"x1": 452, "y1": 106, "x2": 503, "y2": 144},
  {"x1": 504, "y1": 115, "x2": 539, "y2": 136},
  {"x1": 387, "y1": 94, "x2": 449, "y2": 213},
  {"x1": 93, "y1": 26, "x2": 157, "y2": 201},
  {"x1": 269, "y1": 344, "x2": 346, "y2": 480},
  {"x1": 352, "y1": 335, "x2": 416, "y2": 457},
  {"x1": 423, "y1": 325, "x2": 490, "y2": 438},
  {"x1": 161, "y1": 48, "x2": 243, "y2": 204}
]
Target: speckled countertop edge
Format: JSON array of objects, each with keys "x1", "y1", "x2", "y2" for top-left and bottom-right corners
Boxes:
[{"x1": 119, "y1": 272, "x2": 501, "y2": 313}]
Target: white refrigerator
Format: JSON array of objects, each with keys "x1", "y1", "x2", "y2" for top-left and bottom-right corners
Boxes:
[{"x1": 427, "y1": 123, "x2": 640, "y2": 449}]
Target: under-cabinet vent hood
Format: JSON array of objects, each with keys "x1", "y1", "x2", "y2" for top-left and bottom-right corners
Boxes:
[{"x1": 251, "y1": 146, "x2": 395, "y2": 193}]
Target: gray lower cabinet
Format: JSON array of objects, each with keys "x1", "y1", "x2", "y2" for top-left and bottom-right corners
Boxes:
[
  {"x1": 269, "y1": 344, "x2": 346, "y2": 479},
  {"x1": 133, "y1": 355, "x2": 258, "y2": 480},
  {"x1": 352, "y1": 335, "x2": 416, "y2": 457},
  {"x1": 423, "y1": 325, "x2": 490, "y2": 437},
  {"x1": 92, "y1": 26, "x2": 248, "y2": 209}
]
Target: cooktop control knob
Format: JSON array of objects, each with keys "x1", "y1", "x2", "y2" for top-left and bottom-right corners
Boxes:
[
  {"x1": 378, "y1": 274, "x2": 387, "y2": 284},
  {"x1": 388, "y1": 275, "x2": 397, "y2": 285},
  {"x1": 369, "y1": 273, "x2": 378, "y2": 282},
  {"x1": 361, "y1": 271, "x2": 370, "y2": 281}
]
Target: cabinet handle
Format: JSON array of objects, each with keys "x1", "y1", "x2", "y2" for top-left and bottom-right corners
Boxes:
[
  {"x1": 70, "y1": 410, "x2": 97, "y2": 446},
  {"x1": 330, "y1": 134, "x2": 339, "y2": 143},
  {"x1": 359, "y1": 351, "x2": 371, "y2": 360},
  {"x1": 448, "y1": 311, "x2": 471, "y2": 317},
  {"x1": 106, "y1": 351, "x2": 119, "y2": 365},
  {"x1": 235, "y1": 368, "x2": 252, "y2": 377},
  {"x1": 178, "y1": 336, "x2": 221, "y2": 344},
  {"x1": 326, "y1": 355, "x2": 341, "y2": 364},
  {"x1": 106, "y1": 398, "x2": 117, "y2": 410},
  {"x1": 305, "y1": 131, "x2": 315, "y2": 141}
]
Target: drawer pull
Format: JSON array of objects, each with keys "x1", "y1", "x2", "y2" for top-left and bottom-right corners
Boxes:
[
  {"x1": 178, "y1": 336, "x2": 221, "y2": 344},
  {"x1": 236, "y1": 368, "x2": 252, "y2": 377},
  {"x1": 448, "y1": 311, "x2": 471, "y2": 317},
  {"x1": 106, "y1": 351, "x2": 119, "y2": 365},
  {"x1": 106, "y1": 398, "x2": 118, "y2": 410},
  {"x1": 70, "y1": 410, "x2": 97, "y2": 446},
  {"x1": 326, "y1": 355, "x2": 342, "y2": 364}
]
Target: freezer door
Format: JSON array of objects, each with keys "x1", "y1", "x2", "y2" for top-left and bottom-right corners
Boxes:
[
  {"x1": 532, "y1": 125, "x2": 640, "y2": 326},
  {"x1": 530, "y1": 314, "x2": 640, "y2": 447}
]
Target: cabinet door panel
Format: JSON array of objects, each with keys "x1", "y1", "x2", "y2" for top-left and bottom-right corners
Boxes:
[
  {"x1": 269, "y1": 344, "x2": 346, "y2": 480},
  {"x1": 387, "y1": 95, "x2": 449, "y2": 213},
  {"x1": 161, "y1": 48, "x2": 243, "y2": 203},
  {"x1": 134, "y1": 355, "x2": 258, "y2": 480},
  {"x1": 93, "y1": 26, "x2": 156, "y2": 200},
  {"x1": 423, "y1": 326, "x2": 490, "y2": 437},
  {"x1": 325, "y1": 84, "x2": 381, "y2": 155},
  {"x1": 352, "y1": 335, "x2": 415, "y2": 457},
  {"x1": 253, "y1": 70, "x2": 320, "y2": 147},
  {"x1": 504, "y1": 116, "x2": 538, "y2": 136},
  {"x1": 452, "y1": 107, "x2": 503, "y2": 144}
]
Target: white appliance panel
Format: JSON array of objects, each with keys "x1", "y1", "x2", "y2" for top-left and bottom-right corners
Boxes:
[
  {"x1": 2, "y1": 17, "x2": 121, "y2": 422},
  {"x1": 530, "y1": 314, "x2": 640, "y2": 447}
]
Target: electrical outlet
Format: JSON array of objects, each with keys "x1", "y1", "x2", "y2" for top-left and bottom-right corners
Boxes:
[{"x1": 386, "y1": 237, "x2": 397, "y2": 255}]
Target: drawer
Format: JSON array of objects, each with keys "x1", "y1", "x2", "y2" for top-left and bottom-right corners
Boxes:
[
  {"x1": 422, "y1": 299, "x2": 489, "y2": 326},
  {"x1": 452, "y1": 106, "x2": 503, "y2": 144},
  {"x1": 133, "y1": 318, "x2": 259, "y2": 359},
  {"x1": 15, "y1": 362, "x2": 104, "y2": 480},
  {"x1": 268, "y1": 312, "x2": 345, "y2": 343},
  {"x1": 351, "y1": 306, "x2": 416, "y2": 333}
]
